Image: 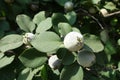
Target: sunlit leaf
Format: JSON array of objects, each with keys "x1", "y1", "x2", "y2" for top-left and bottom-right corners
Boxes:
[
  {"x1": 31, "y1": 31, "x2": 62, "y2": 53},
  {"x1": 104, "y1": 2, "x2": 117, "y2": 11},
  {"x1": 33, "y1": 11, "x2": 46, "y2": 25},
  {"x1": 16, "y1": 14, "x2": 35, "y2": 32},
  {"x1": 58, "y1": 22, "x2": 72, "y2": 37},
  {"x1": 36, "y1": 18, "x2": 52, "y2": 33},
  {"x1": 0, "y1": 34, "x2": 23, "y2": 52},
  {"x1": 84, "y1": 34, "x2": 104, "y2": 52}
]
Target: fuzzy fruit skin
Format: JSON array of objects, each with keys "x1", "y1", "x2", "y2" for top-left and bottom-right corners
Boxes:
[
  {"x1": 64, "y1": 1, "x2": 74, "y2": 12},
  {"x1": 64, "y1": 32, "x2": 84, "y2": 52},
  {"x1": 100, "y1": 8, "x2": 108, "y2": 16},
  {"x1": 48, "y1": 55, "x2": 61, "y2": 69},
  {"x1": 23, "y1": 33, "x2": 35, "y2": 44}
]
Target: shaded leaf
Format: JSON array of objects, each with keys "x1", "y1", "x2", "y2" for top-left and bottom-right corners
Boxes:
[
  {"x1": 0, "y1": 56, "x2": 15, "y2": 69},
  {"x1": 77, "y1": 49, "x2": 96, "y2": 67},
  {"x1": 60, "y1": 63, "x2": 83, "y2": 80},
  {"x1": 19, "y1": 48, "x2": 47, "y2": 68},
  {"x1": 104, "y1": 41, "x2": 116, "y2": 55},
  {"x1": 55, "y1": 0, "x2": 70, "y2": 6},
  {"x1": 65, "y1": 11, "x2": 76, "y2": 25},
  {"x1": 52, "y1": 13, "x2": 68, "y2": 26}
]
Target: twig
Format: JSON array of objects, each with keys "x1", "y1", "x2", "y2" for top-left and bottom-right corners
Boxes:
[
  {"x1": 75, "y1": 8, "x2": 104, "y2": 29},
  {"x1": 103, "y1": 10, "x2": 120, "y2": 17}
]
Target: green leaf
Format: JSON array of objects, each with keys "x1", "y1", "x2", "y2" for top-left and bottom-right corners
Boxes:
[
  {"x1": 52, "y1": 13, "x2": 68, "y2": 26},
  {"x1": 0, "y1": 20, "x2": 10, "y2": 31},
  {"x1": 17, "y1": 67, "x2": 39, "y2": 80},
  {"x1": 77, "y1": 49, "x2": 95, "y2": 67},
  {"x1": 72, "y1": 27, "x2": 81, "y2": 33},
  {"x1": 57, "y1": 48, "x2": 76, "y2": 65},
  {"x1": 17, "y1": 68, "x2": 31, "y2": 80},
  {"x1": 19, "y1": 48, "x2": 47, "y2": 68},
  {"x1": 55, "y1": 0, "x2": 70, "y2": 6},
  {"x1": 60, "y1": 63, "x2": 83, "y2": 80},
  {"x1": 104, "y1": 2, "x2": 117, "y2": 11},
  {"x1": 58, "y1": 22, "x2": 72, "y2": 37},
  {"x1": 0, "y1": 64, "x2": 16, "y2": 80},
  {"x1": 62, "y1": 52, "x2": 76, "y2": 65},
  {"x1": 118, "y1": 62, "x2": 120, "y2": 71},
  {"x1": 31, "y1": 31, "x2": 62, "y2": 53},
  {"x1": 0, "y1": 52, "x2": 4, "y2": 59},
  {"x1": 104, "y1": 41, "x2": 116, "y2": 55},
  {"x1": 65, "y1": 11, "x2": 76, "y2": 25},
  {"x1": 91, "y1": 0, "x2": 100, "y2": 4},
  {"x1": 33, "y1": 11, "x2": 46, "y2": 25},
  {"x1": 84, "y1": 34, "x2": 104, "y2": 53},
  {"x1": 100, "y1": 29, "x2": 109, "y2": 43},
  {"x1": 0, "y1": 34, "x2": 23, "y2": 52},
  {"x1": 16, "y1": 14, "x2": 35, "y2": 32},
  {"x1": 0, "y1": 56, "x2": 15, "y2": 69},
  {"x1": 118, "y1": 39, "x2": 120, "y2": 45},
  {"x1": 36, "y1": 18, "x2": 52, "y2": 33},
  {"x1": 41, "y1": 65, "x2": 48, "y2": 80}
]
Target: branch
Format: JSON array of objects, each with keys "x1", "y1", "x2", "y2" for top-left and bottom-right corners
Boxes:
[
  {"x1": 75, "y1": 8, "x2": 104, "y2": 29},
  {"x1": 103, "y1": 10, "x2": 120, "y2": 17}
]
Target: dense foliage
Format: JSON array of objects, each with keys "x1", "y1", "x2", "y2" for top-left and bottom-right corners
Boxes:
[{"x1": 0, "y1": 0, "x2": 120, "y2": 80}]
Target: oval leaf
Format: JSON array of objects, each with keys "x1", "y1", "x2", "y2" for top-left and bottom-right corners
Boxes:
[
  {"x1": 60, "y1": 63, "x2": 83, "y2": 80},
  {"x1": 77, "y1": 49, "x2": 96, "y2": 67},
  {"x1": 57, "y1": 48, "x2": 76, "y2": 65},
  {"x1": 0, "y1": 34, "x2": 23, "y2": 52},
  {"x1": 0, "y1": 56, "x2": 15, "y2": 69},
  {"x1": 19, "y1": 48, "x2": 47, "y2": 68},
  {"x1": 33, "y1": 11, "x2": 46, "y2": 25},
  {"x1": 84, "y1": 34, "x2": 104, "y2": 53},
  {"x1": 36, "y1": 18, "x2": 52, "y2": 33},
  {"x1": 55, "y1": 0, "x2": 69, "y2": 6},
  {"x1": 58, "y1": 22, "x2": 72, "y2": 37},
  {"x1": 65, "y1": 11, "x2": 77, "y2": 25},
  {"x1": 16, "y1": 14, "x2": 35, "y2": 32},
  {"x1": 31, "y1": 31, "x2": 62, "y2": 53},
  {"x1": 52, "y1": 13, "x2": 68, "y2": 26}
]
